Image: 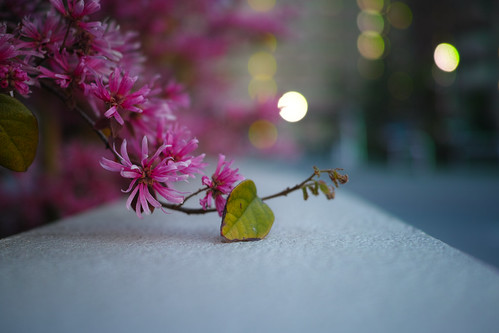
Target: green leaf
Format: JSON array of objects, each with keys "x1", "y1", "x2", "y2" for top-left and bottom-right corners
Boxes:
[
  {"x1": 0, "y1": 94, "x2": 39, "y2": 172},
  {"x1": 221, "y1": 179, "x2": 275, "y2": 242},
  {"x1": 318, "y1": 180, "x2": 335, "y2": 200},
  {"x1": 310, "y1": 181, "x2": 319, "y2": 196},
  {"x1": 302, "y1": 186, "x2": 309, "y2": 201}
]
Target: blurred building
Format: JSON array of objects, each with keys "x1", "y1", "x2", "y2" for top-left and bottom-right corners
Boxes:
[{"x1": 263, "y1": 0, "x2": 499, "y2": 168}]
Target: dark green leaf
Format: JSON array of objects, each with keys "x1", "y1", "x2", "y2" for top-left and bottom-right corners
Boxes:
[{"x1": 0, "y1": 94, "x2": 39, "y2": 171}]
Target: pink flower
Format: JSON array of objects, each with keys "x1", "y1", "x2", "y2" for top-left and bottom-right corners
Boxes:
[
  {"x1": 50, "y1": 0, "x2": 101, "y2": 21},
  {"x1": 0, "y1": 63, "x2": 31, "y2": 96},
  {"x1": 38, "y1": 51, "x2": 102, "y2": 94},
  {"x1": 92, "y1": 68, "x2": 150, "y2": 125},
  {"x1": 0, "y1": 33, "x2": 21, "y2": 62},
  {"x1": 164, "y1": 80, "x2": 190, "y2": 110},
  {"x1": 200, "y1": 154, "x2": 244, "y2": 216},
  {"x1": 126, "y1": 99, "x2": 175, "y2": 142},
  {"x1": 100, "y1": 137, "x2": 187, "y2": 218},
  {"x1": 18, "y1": 10, "x2": 66, "y2": 56},
  {"x1": 82, "y1": 20, "x2": 127, "y2": 63},
  {"x1": 160, "y1": 124, "x2": 206, "y2": 177},
  {"x1": 102, "y1": 21, "x2": 143, "y2": 73}
]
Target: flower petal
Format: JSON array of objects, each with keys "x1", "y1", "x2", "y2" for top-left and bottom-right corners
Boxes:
[
  {"x1": 153, "y1": 183, "x2": 183, "y2": 204},
  {"x1": 143, "y1": 186, "x2": 161, "y2": 208},
  {"x1": 125, "y1": 185, "x2": 140, "y2": 211},
  {"x1": 120, "y1": 139, "x2": 132, "y2": 166},
  {"x1": 138, "y1": 184, "x2": 151, "y2": 216},
  {"x1": 109, "y1": 68, "x2": 120, "y2": 93},
  {"x1": 100, "y1": 157, "x2": 123, "y2": 172},
  {"x1": 140, "y1": 136, "x2": 149, "y2": 165}
]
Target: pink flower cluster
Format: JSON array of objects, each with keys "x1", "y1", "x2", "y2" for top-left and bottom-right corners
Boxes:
[
  {"x1": 0, "y1": 24, "x2": 32, "y2": 95},
  {"x1": 0, "y1": 0, "x2": 253, "y2": 222}
]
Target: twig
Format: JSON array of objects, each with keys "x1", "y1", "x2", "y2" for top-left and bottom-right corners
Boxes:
[
  {"x1": 160, "y1": 168, "x2": 346, "y2": 215},
  {"x1": 40, "y1": 81, "x2": 118, "y2": 159},
  {"x1": 161, "y1": 203, "x2": 216, "y2": 215},
  {"x1": 261, "y1": 172, "x2": 317, "y2": 201},
  {"x1": 182, "y1": 186, "x2": 209, "y2": 203},
  {"x1": 59, "y1": 20, "x2": 72, "y2": 53},
  {"x1": 159, "y1": 185, "x2": 213, "y2": 214}
]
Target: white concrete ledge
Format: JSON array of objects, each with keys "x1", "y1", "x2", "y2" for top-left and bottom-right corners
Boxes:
[{"x1": 1, "y1": 164, "x2": 499, "y2": 333}]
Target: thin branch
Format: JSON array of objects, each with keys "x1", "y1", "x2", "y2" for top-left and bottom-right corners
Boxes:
[
  {"x1": 159, "y1": 168, "x2": 346, "y2": 216},
  {"x1": 182, "y1": 185, "x2": 209, "y2": 203},
  {"x1": 40, "y1": 81, "x2": 118, "y2": 159},
  {"x1": 261, "y1": 172, "x2": 316, "y2": 201},
  {"x1": 73, "y1": 103, "x2": 113, "y2": 151},
  {"x1": 161, "y1": 203, "x2": 216, "y2": 215},
  {"x1": 260, "y1": 167, "x2": 342, "y2": 201},
  {"x1": 159, "y1": 185, "x2": 212, "y2": 214},
  {"x1": 59, "y1": 20, "x2": 72, "y2": 53}
]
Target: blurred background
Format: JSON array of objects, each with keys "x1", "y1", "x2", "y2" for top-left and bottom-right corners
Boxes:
[{"x1": 234, "y1": 0, "x2": 499, "y2": 268}]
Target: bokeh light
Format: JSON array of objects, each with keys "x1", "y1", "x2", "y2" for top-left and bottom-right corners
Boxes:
[
  {"x1": 434, "y1": 43, "x2": 460, "y2": 72},
  {"x1": 357, "y1": 0, "x2": 384, "y2": 12},
  {"x1": 357, "y1": 32, "x2": 385, "y2": 60},
  {"x1": 247, "y1": 0, "x2": 276, "y2": 12},
  {"x1": 278, "y1": 91, "x2": 308, "y2": 123},
  {"x1": 386, "y1": 2, "x2": 413, "y2": 29},
  {"x1": 248, "y1": 119, "x2": 278, "y2": 149},
  {"x1": 357, "y1": 10, "x2": 385, "y2": 33},
  {"x1": 248, "y1": 51, "x2": 277, "y2": 80}
]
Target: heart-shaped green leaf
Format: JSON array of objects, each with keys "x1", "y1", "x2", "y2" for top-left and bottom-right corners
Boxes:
[
  {"x1": 221, "y1": 179, "x2": 274, "y2": 242},
  {"x1": 0, "y1": 94, "x2": 39, "y2": 172}
]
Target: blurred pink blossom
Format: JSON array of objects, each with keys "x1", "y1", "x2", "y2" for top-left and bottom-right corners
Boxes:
[{"x1": 50, "y1": 0, "x2": 101, "y2": 21}]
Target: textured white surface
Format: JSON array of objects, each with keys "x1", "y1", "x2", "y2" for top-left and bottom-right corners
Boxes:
[{"x1": 1, "y1": 165, "x2": 499, "y2": 333}]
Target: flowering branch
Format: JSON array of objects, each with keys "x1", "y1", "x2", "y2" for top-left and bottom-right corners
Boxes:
[
  {"x1": 160, "y1": 167, "x2": 349, "y2": 216},
  {"x1": 0, "y1": 1, "x2": 347, "y2": 242}
]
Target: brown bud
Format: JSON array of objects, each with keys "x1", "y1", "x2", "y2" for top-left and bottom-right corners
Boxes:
[
  {"x1": 329, "y1": 172, "x2": 339, "y2": 187},
  {"x1": 313, "y1": 166, "x2": 321, "y2": 176},
  {"x1": 337, "y1": 173, "x2": 349, "y2": 184},
  {"x1": 326, "y1": 191, "x2": 335, "y2": 200}
]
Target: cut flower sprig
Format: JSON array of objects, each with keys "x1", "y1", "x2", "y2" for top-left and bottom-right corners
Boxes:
[
  {"x1": 0, "y1": 0, "x2": 348, "y2": 241},
  {"x1": 161, "y1": 166, "x2": 349, "y2": 216}
]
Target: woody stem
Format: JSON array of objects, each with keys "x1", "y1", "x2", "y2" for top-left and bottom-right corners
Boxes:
[{"x1": 160, "y1": 170, "x2": 328, "y2": 215}]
